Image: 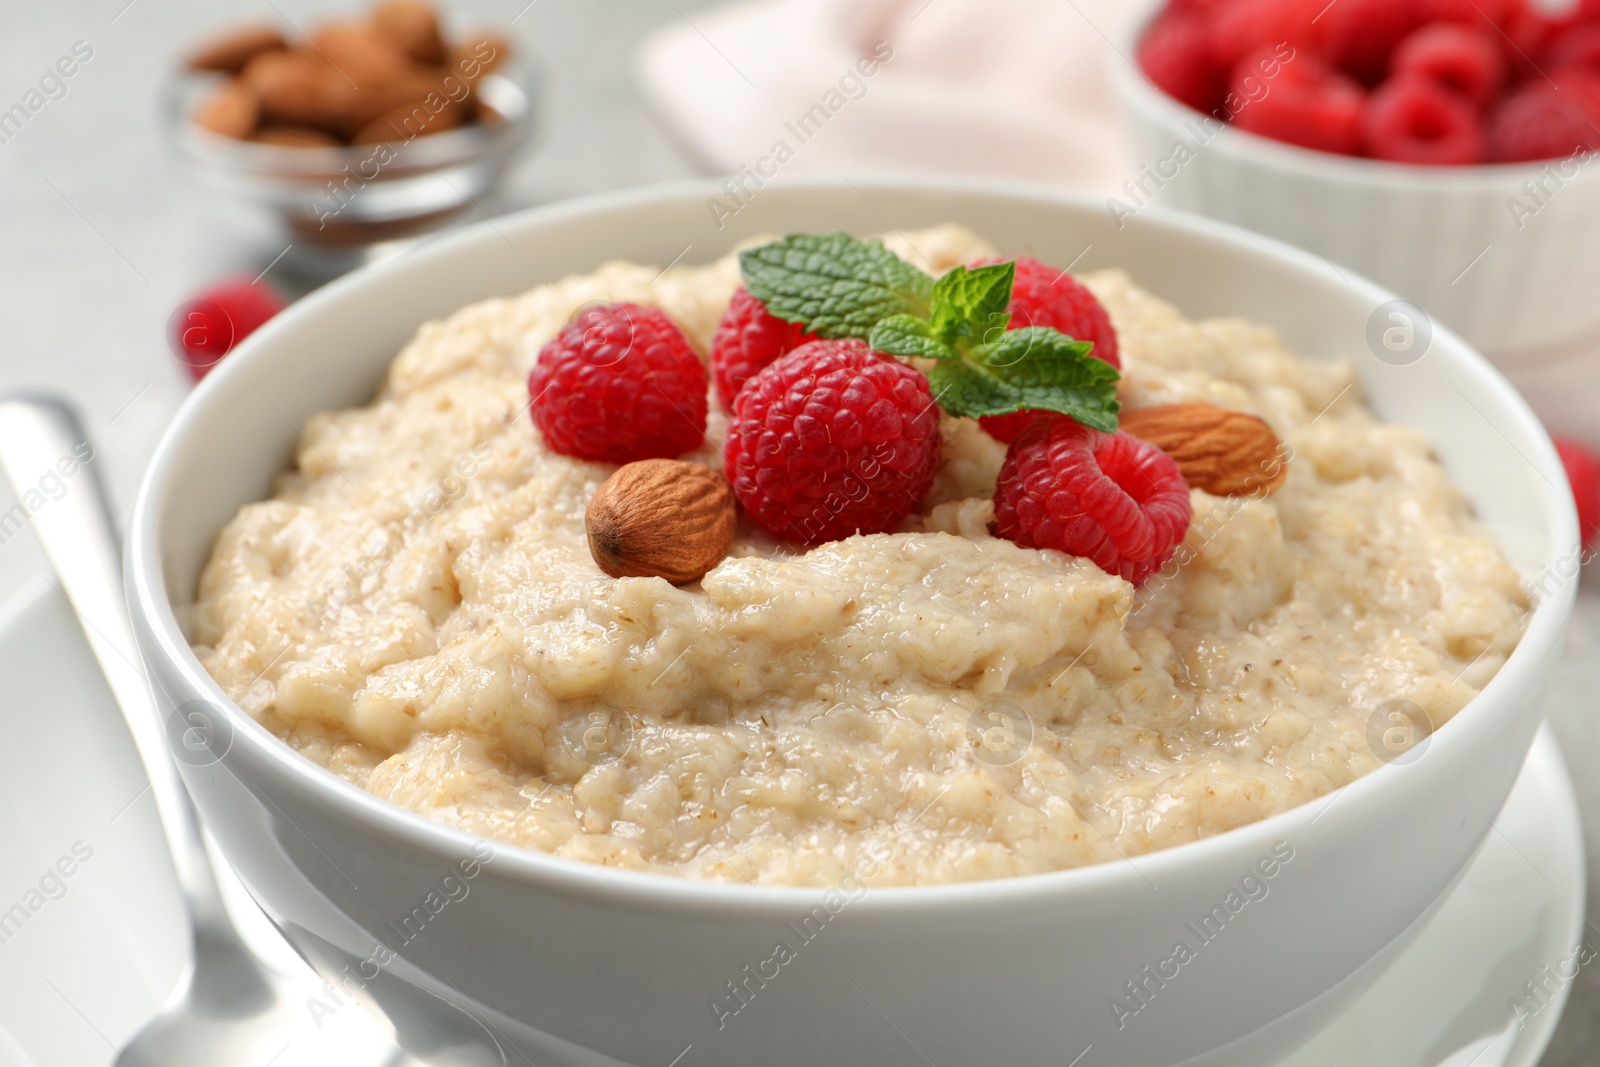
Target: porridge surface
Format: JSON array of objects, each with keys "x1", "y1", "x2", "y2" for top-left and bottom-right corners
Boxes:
[{"x1": 191, "y1": 226, "x2": 1527, "y2": 886}]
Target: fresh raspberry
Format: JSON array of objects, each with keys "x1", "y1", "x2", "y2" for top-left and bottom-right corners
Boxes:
[
  {"x1": 724, "y1": 339, "x2": 940, "y2": 545},
  {"x1": 1487, "y1": 78, "x2": 1600, "y2": 162},
  {"x1": 1550, "y1": 23, "x2": 1600, "y2": 74},
  {"x1": 710, "y1": 286, "x2": 815, "y2": 413},
  {"x1": 1392, "y1": 24, "x2": 1506, "y2": 108},
  {"x1": 1428, "y1": 0, "x2": 1522, "y2": 30},
  {"x1": 1321, "y1": 0, "x2": 1434, "y2": 84},
  {"x1": 1363, "y1": 75, "x2": 1487, "y2": 164},
  {"x1": 169, "y1": 277, "x2": 287, "y2": 381},
  {"x1": 970, "y1": 256, "x2": 1120, "y2": 445},
  {"x1": 1207, "y1": 0, "x2": 1325, "y2": 71},
  {"x1": 992, "y1": 418, "x2": 1192, "y2": 586},
  {"x1": 1138, "y1": 11, "x2": 1228, "y2": 116},
  {"x1": 1555, "y1": 436, "x2": 1600, "y2": 551},
  {"x1": 1233, "y1": 50, "x2": 1367, "y2": 156},
  {"x1": 528, "y1": 303, "x2": 708, "y2": 464},
  {"x1": 1500, "y1": 4, "x2": 1557, "y2": 81}
]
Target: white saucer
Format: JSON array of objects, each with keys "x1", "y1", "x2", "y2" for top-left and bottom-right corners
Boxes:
[{"x1": 0, "y1": 578, "x2": 1584, "y2": 1067}]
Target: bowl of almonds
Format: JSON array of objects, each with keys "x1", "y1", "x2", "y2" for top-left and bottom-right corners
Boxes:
[{"x1": 165, "y1": 0, "x2": 536, "y2": 271}]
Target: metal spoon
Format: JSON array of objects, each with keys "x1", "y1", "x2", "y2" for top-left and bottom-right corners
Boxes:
[{"x1": 0, "y1": 395, "x2": 415, "y2": 1067}]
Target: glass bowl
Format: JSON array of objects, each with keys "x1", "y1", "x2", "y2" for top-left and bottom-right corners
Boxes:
[{"x1": 162, "y1": 59, "x2": 540, "y2": 276}]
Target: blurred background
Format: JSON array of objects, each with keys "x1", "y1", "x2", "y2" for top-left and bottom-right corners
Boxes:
[{"x1": 0, "y1": 0, "x2": 1597, "y2": 1063}]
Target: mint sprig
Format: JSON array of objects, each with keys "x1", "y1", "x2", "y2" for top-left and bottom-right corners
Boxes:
[{"x1": 740, "y1": 233, "x2": 1120, "y2": 433}]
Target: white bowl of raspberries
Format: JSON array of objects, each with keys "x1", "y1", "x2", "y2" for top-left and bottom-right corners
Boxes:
[{"x1": 1115, "y1": 0, "x2": 1600, "y2": 356}]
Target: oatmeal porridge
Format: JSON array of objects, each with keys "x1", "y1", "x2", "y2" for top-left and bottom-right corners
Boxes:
[{"x1": 190, "y1": 225, "x2": 1527, "y2": 886}]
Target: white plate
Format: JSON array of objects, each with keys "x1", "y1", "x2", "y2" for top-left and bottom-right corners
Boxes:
[{"x1": 0, "y1": 576, "x2": 1584, "y2": 1067}]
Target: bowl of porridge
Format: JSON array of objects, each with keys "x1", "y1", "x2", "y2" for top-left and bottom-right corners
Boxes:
[{"x1": 125, "y1": 177, "x2": 1577, "y2": 1067}]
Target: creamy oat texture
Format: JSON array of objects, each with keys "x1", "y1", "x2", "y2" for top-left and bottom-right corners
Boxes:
[{"x1": 192, "y1": 227, "x2": 1527, "y2": 886}]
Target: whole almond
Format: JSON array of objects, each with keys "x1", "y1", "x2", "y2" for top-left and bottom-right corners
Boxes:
[
  {"x1": 309, "y1": 22, "x2": 412, "y2": 89},
  {"x1": 193, "y1": 81, "x2": 258, "y2": 139},
  {"x1": 187, "y1": 24, "x2": 287, "y2": 74},
  {"x1": 243, "y1": 51, "x2": 341, "y2": 129},
  {"x1": 372, "y1": 0, "x2": 446, "y2": 65},
  {"x1": 586, "y1": 460, "x2": 737, "y2": 584},
  {"x1": 353, "y1": 97, "x2": 464, "y2": 144},
  {"x1": 1120, "y1": 403, "x2": 1289, "y2": 497}
]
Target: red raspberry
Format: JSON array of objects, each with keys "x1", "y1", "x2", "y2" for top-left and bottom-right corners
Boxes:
[
  {"x1": 992, "y1": 418, "x2": 1192, "y2": 586},
  {"x1": 1138, "y1": 11, "x2": 1227, "y2": 115},
  {"x1": 169, "y1": 277, "x2": 287, "y2": 381},
  {"x1": 1487, "y1": 78, "x2": 1600, "y2": 162},
  {"x1": 1207, "y1": 0, "x2": 1326, "y2": 71},
  {"x1": 1233, "y1": 50, "x2": 1367, "y2": 156},
  {"x1": 1555, "y1": 436, "x2": 1600, "y2": 551},
  {"x1": 1363, "y1": 76, "x2": 1487, "y2": 164},
  {"x1": 1500, "y1": 4, "x2": 1557, "y2": 81},
  {"x1": 1550, "y1": 23, "x2": 1600, "y2": 74},
  {"x1": 1321, "y1": 0, "x2": 1434, "y2": 84},
  {"x1": 528, "y1": 303, "x2": 708, "y2": 464},
  {"x1": 1392, "y1": 24, "x2": 1506, "y2": 108},
  {"x1": 971, "y1": 256, "x2": 1120, "y2": 445},
  {"x1": 710, "y1": 286, "x2": 814, "y2": 413},
  {"x1": 724, "y1": 339, "x2": 940, "y2": 545}
]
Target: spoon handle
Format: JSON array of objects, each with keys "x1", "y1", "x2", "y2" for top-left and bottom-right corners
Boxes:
[{"x1": 0, "y1": 394, "x2": 227, "y2": 932}]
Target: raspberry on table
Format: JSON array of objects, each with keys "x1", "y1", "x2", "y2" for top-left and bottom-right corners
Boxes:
[
  {"x1": 1554, "y1": 436, "x2": 1600, "y2": 552},
  {"x1": 528, "y1": 302, "x2": 708, "y2": 464},
  {"x1": 1487, "y1": 77, "x2": 1600, "y2": 162},
  {"x1": 1363, "y1": 75, "x2": 1486, "y2": 164},
  {"x1": 1137, "y1": 10, "x2": 1227, "y2": 116},
  {"x1": 1233, "y1": 50, "x2": 1368, "y2": 156},
  {"x1": 710, "y1": 286, "x2": 814, "y2": 413},
  {"x1": 971, "y1": 256, "x2": 1121, "y2": 445},
  {"x1": 992, "y1": 418, "x2": 1193, "y2": 586},
  {"x1": 170, "y1": 276, "x2": 287, "y2": 381},
  {"x1": 1392, "y1": 23, "x2": 1506, "y2": 108},
  {"x1": 724, "y1": 339, "x2": 941, "y2": 545}
]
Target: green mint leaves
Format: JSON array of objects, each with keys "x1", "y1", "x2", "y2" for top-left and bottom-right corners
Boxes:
[
  {"x1": 739, "y1": 233, "x2": 1120, "y2": 433},
  {"x1": 738, "y1": 232, "x2": 934, "y2": 339}
]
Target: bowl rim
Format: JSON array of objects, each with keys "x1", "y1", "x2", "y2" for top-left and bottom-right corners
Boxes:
[
  {"x1": 126, "y1": 173, "x2": 1581, "y2": 916},
  {"x1": 1111, "y1": 0, "x2": 1600, "y2": 191}
]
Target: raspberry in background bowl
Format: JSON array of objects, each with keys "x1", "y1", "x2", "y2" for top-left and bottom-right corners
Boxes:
[{"x1": 1113, "y1": 0, "x2": 1600, "y2": 357}]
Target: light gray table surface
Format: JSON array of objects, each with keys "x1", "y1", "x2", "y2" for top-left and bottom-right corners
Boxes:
[{"x1": 0, "y1": 1, "x2": 1595, "y2": 1064}]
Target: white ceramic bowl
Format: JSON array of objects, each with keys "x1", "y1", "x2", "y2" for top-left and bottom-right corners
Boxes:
[
  {"x1": 1112, "y1": 1, "x2": 1600, "y2": 358},
  {"x1": 126, "y1": 177, "x2": 1578, "y2": 1067}
]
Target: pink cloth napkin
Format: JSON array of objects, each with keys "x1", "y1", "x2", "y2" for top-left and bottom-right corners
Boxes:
[{"x1": 636, "y1": 0, "x2": 1140, "y2": 194}]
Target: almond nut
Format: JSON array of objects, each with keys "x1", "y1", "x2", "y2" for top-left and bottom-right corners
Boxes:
[
  {"x1": 372, "y1": 0, "x2": 446, "y2": 65},
  {"x1": 187, "y1": 24, "x2": 287, "y2": 74},
  {"x1": 1119, "y1": 403, "x2": 1289, "y2": 497},
  {"x1": 242, "y1": 51, "x2": 342, "y2": 129},
  {"x1": 193, "y1": 81, "x2": 258, "y2": 139},
  {"x1": 309, "y1": 21, "x2": 413, "y2": 90},
  {"x1": 586, "y1": 460, "x2": 737, "y2": 584},
  {"x1": 352, "y1": 97, "x2": 465, "y2": 144}
]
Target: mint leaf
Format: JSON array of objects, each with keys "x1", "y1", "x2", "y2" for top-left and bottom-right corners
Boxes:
[
  {"x1": 929, "y1": 328, "x2": 1121, "y2": 433},
  {"x1": 740, "y1": 232, "x2": 934, "y2": 339},
  {"x1": 868, "y1": 315, "x2": 960, "y2": 362},
  {"x1": 979, "y1": 328, "x2": 1096, "y2": 370},
  {"x1": 930, "y1": 263, "x2": 1013, "y2": 344}
]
